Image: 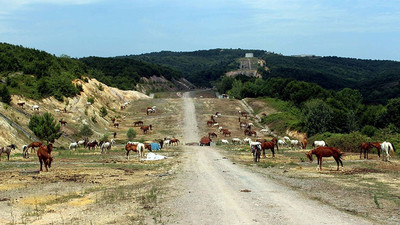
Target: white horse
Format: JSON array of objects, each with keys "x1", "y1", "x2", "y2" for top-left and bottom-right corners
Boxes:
[
  {"x1": 77, "y1": 140, "x2": 86, "y2": 146},
  {"x1": 164, "y1": 140, "x2": 170, "y2": 146},
  {"x1": 290, "y1": 140, "x2": 301, "y2": 150},
  {"x1": 127, "y1": 141, "x2": 140, "y2": 145},
  {"x1": 137, "y1": 143, "x2": 145, "y2": 158},
  {"x1": 232, "y1": 138, "x2": 242, "y2": 144},
  {"x1": 312, "y1": 140, "x2": 327, "y2": 148},
  {"x1": 221, "y1": 139, "x2": 229, "y2": 144},
  {"x1": 101, "y1": 139, "x2": 115, "y2": 153},
  {"x1": 243, "y1": 137, "x2": 252, "y2": 144},
  {"x1": 283, "y1": 136, "x2": 291, "y2": 142},
  {"x1": 22, "y1": 145, "x2": 28, "y2": 158},
  {"x1": 278, "y1": 139, "x2": 288, "y2": 148},
  {"x1": 32, "y1": 105, "x2": 39, "y2": 111},
  {"x1": 69, "y1": 142, "x2": 78, "y2": 150},
  {"x1": 381, "y1": 142, "x2": 395, "y2": 161}
]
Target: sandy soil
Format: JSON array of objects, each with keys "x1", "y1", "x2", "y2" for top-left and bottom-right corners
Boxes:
[{"x1": 163, "y1": 92, "x2": 373, "y2": 224}]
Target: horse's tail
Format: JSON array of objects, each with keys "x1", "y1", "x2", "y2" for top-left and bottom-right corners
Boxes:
[
  {"x1": 325, "y1": 141, "x2": 328, "y2": 147},
  {"x1": 391, "y1": 143, "x2": 396, "y2": 152}
]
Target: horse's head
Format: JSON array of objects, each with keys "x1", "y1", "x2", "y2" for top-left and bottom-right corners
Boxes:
[
  {"x1": 8, "y1": 144, "x2": 16, "y2": 150},
  {"x1": 47, "y1": 144, "x2": 53, "y2": 152},
  {"x1": 306, "y1": 151, "x2": 313, "y2": 162}
]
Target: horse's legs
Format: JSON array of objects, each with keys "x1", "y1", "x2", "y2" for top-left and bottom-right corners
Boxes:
[
  {"x1": 271, "y1": 147, "x2": 275, "y2": 158},
  {"x1": 7, "y1": 152, "x2": 10, "y2": 161},
  {"x1": 39, "y1": 158, "x2": 43, "y2": 171},
  {"x1": 319, "y1": 157, "x2": 322, "y2": 171},
  {"x1": 262, "y1": 149, "x2": 266, "y2": 158},
  {"x1": 126, "y1": 150, "x2": 129, "y2": 160}
]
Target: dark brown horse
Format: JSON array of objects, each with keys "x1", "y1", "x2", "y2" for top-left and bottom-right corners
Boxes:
[
  {"x1": 17, "y1": 102, "x2": 25, "y2": 108},
  {"x1": 86, "y1": 140, "x2": 98, "y2": 150},
  {"x1": 306, "y1": 146, "x2": 343, "y2": 171},
  {"x1": 37, "y1": 144, "x2": 53, "y2": 172},
  {"x1": 113, "y1": 123, "x2": 119, "y2": 128},
  {"x1": 113, "y1": 132, "x2": 117, "y2": 138},
  {"x1": 170, "y1": 138, "x2": 180, "y2": 146},
  {"x1": 223, "y1": 130, "x2": 231, "y2": 137},
  {"x1": 208, "y1": 132, "x2": 217, "y2": 138},
  {"x1": 140, "y1": 125, "x2": 152, "y2": 134},
  {"x1": 111, "y1": 118, "x2": 116, "y2": 124},
  {"x1": 359, "y1": 142, "x2": 372, "y2": 159},
  {"x1": 59, "y1": 119, "x2": 67, "y2": 126},
  {"x1": 260, "y1": 138, "x2": 278, "y2": 157},
  {"x1": 207, "y1": 120, "x2": 214, "y2": 127},
  {"x1": 133, "y1": 121, "x2": 143, "y2": 127}
]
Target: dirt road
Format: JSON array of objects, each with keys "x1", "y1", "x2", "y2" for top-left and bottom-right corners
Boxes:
[{"x1": 164, "y1": 92, "x2": 373, "y2": 224}]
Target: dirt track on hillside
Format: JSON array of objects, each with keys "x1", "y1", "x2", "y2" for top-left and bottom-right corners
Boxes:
[{"x1": 163, "y1": 92, "x2": 373, "y2": 224}]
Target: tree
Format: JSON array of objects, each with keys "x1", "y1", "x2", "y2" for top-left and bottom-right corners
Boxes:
[
  {"x1": 28, "y1": 112, "x2": 62, "y2": 143},
  {"x1": 126, "y1": 128, "x2": 136, "y2": 140},
  {"x1": 302, "y1": 99, "x2": 333, "y2": 136},
  {"x1": 0, "y1": 85, "x2": 11, "y2": 104},
  {"x1": 386, "y1": 97, "x2": 400, "y2": 128},
  {"x1": 100, "y1": 106, "x2": 108, "y2": 117},
  {"x1": 78, "y1": 124, "x2": 93, "y2": 138}
]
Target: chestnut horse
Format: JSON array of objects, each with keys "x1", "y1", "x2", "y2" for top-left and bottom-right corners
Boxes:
[
  {"x1": 86, "y1": 140, "x2": 98, "y2": 150},
  {"x1": 59, "y1": 119, "x2": 67, "y2": 126},
  {"x1": 113, "y1": 123, "x2": 119, "y2": 128},
  {"x1": 208, "y1": 132, "x2": 217, "y2": 138},
  {"x1": 370, "y1": 142, "x2": 382, "y2": 158},
  {"x1": 37, "y1": 144, "x2": 53, "y2": 172},
  {"x1": 27, "y1": 142, "x2": 42, "y2": 153},
  {"x1": 223, "y1": 130, "x2": 231, "y2": 137},
  {"x1": 359, "y1": 142, "x2": 372, "y2": 159},
  {"x1": 140, "y1": 125, "x2": 152, "y2": 134},
  {"x1": 260, "y1": 138, "x2": 278, "y2": 157},
  {"x1": 170, "y1": 139, "x2": 180, "y2": 146},
  {"x1": 125, "y1": 143, "x2": 140, "y2": 160},
  {"x1": 17, "y1": 102, "x2": 25, "y2": 108},
  {"x1": 301, "y1": 138, "x2": 308, "y2": 150},
  {"x1": 306, "y1": 146, "x2": 343, "y2": 171},
  {"x1": 133, "y1": 121, "x2": 143, "y2": 127}
]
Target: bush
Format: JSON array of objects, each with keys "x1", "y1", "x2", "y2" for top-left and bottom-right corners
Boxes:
[
  {"x1": 100, "y1": 106, "x2": 108, "y2": 117},
  {"x1": 126, "y1": 128, "x2": 136, "y2": 140},
  {"x1": 87, "y1": 96, "x2": 95, "y2": 104},
  {"x1": 361, "y1": 125, "x2": 377, "y2": 137},
  {"x1": 309, "y1": 132, "x2": 369, "y2": 153},
  {"x1": 79, "y1": 124, "x2": 93, "y2": 138},
  {"x1": 100, "y1": 133, "x2": 109, "y2": 142}
]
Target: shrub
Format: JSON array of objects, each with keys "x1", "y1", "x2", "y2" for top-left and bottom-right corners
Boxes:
[
  {"x1": 100, "y1": 106, "x2": 108, "y2": 117},
  {"x1": 87, "y1": 96, "x2": 95, "y2": 104},
  {"x1": 126, "y1": 128, "x2": 136, "y2": 140},
  {"x1": 361, "y1": 125, "x2": 377, "y2": 137}
]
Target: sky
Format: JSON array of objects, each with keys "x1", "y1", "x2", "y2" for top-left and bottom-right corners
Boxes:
[{"x1": 0, "y1": 0, "x2": 399, "y2": 60}]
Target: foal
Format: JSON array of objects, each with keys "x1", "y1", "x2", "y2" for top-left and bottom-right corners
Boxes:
[{"x1": 307, "y1": 147, "x2": 343, "y2": 171}]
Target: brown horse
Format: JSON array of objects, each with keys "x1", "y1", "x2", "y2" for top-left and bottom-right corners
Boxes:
[
  {"x1": 207, "y1": 120, "x2": 214, "y2": 127},
  {"x1": 260, "y1": 138, "x2": 278, "y2": 158},
  {"x1": 86, "y1": 140, "x2": 98, "y2": 150},
  {"x1": 59, "y1": 119, "x2": 67, "y2": 126},
  {"x1": 301, "y1": 138, "x2": 308, "y2": 150},
  {"x1": 223, "y1": 130, "x2": 231, "y2": 137},
  {"x1": 113, "y1": 123, "x2": 119, "y2": 128},
  {"x1": 140, "y1": 125, "x2": 152, "y2": 134},
  {"x1": 220, "y1": 128, "x2": 229, "y2": 134},
  {"x1": 306, "y1": 147, "x2": 343, "y2": 171},
  {"x1": 208, "y1": 132, "x2": 217, "y2": 138},
  {"x1": 359, "y1": 142, "x2": 372, "y2": 159},
  {"x1": 170, "y1": 139, "x2": 180, "y2": 146},
  {"x1": 125, "y1": 143, "x2": 141, "y2": 160},
  {"x1": 17, "y1": 102, "x2": 25, "y2": 108},
  {"x1": 113, "y1": 132, "x2": 117, "y2": 138},
  {"x1": 370, "y1": 142, "x2": 382, "y2": 158},
  {"x1": 111, "y1": 118, "x2": 116, "y2": 124},
  {"x1": 28, "y1": 142, "x2": 42, "y2": 153},
  {"x1": 133, "y1": 121, "x2": 143, "y2": 127},
  {"x1": 37, "y1": 144, "x2": 53, "y2": 172},
  {"x1": 248, "y1": 131, "x2": 257, "y2": 137}
]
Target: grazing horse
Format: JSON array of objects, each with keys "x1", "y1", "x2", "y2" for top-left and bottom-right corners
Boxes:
[
  {"x1": 77, "y1": 137, "x2": 88, "y2": 148},
  {"x1": 208, "y1": 132, "x2": 217, "y2": 138},
  {"x1": 111, "y1": 118, "x2": 116, "y2": 124},
  {"x1": 146, "y1": 106, "x2": 156, "y2": 115},
  {"x1": 101, "y1": 139, "x2": 115, "y2": 153},
  {"x1": 140, "y1": 125, "x2": 152, "y2": 134},
  {"x1": 125, "y1": 143, "x2": 141, "y2": 160},
  {"x1": 200, "y1": 137, "x2": 212, "y2": 146},
  {"x1": 113, "y1": 123, "x2": 119, "y2": 128},
  {"x1": 301, "y1": 138, "x2": 308, "y2": 150},
  {"x1": 306, "y1": 147, "x2": 344, "y2": 171},
  {"x1": 86, "y1": 140, "x2": 98, "y2": 150},
  {"x1": 232, "y1": 138, "x2": 242, "y2": 144},
  {"x1": 170, "y1": 139, "x2": 180, "y2": 146},
  {"x1": 0, "y1": 144, "x2": 16, "y2": 161},
  {"x1": 260, "y1": 138, "x2": 278, "y2": 158},
  {"x1": 223, "y1": 130, "x2": 231, "y2": 137},
  {"x1": 220, "y1": 128, "x2": 229, "y2": 134},
  {"x1": 37, "y1": 144, "x2": 53, "y2": 172},
  {"x1": 359, "y1": 142, "x2": 372, "y2": 159},
  {"x1": 312, "y1": 140, "x2": 328, "y2": 148},
  {"x1": 17, "y1": 102, "x2": 25, "y2": 108},
  {"x1": 27, "y1": 142, "x2": 42, "y2": 153},
  {"x1": 59, "y1": 119, "x2": 67, "y2": 126},
  {"x1": 239, "y1": 122, "x2": 247, "y2": 129},
  {"x1": 133, "y1": 121, "x2": 143, "y2": 127},
  {"x1": 250, "y1": 142, "x2": 262, "y2": 162},
  {"x1": 370, "y1": 142, "x2": 382, "y2": 158},
  {"x1": 206, "y1": 120, "x2": 214, "y2": 127},
  {"x1": 32, "y1": 105, "x2": 39, "y2": 111},
  {"x1": 381, "y1": 142, "x2": 396, "y2": 161},
  {"x1": 69, "y1": 142, "x2": 78, "y2": 150},
  {"x1": 290, "y1": 140, "x2": 301, "y2": 150}
]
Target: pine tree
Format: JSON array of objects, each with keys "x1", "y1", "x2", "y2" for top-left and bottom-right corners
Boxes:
[{"x1": 28, "y1": 112, "x2": 62, "y2": 143}]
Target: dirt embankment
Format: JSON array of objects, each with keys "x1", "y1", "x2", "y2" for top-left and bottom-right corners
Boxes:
[{"x1": 0, "y1": 78, "x2": 149, "y2": 147}]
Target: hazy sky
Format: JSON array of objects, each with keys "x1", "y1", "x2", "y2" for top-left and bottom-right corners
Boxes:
[{"x1": 1, "y1": 0, "x2": 399, "y2": 60}]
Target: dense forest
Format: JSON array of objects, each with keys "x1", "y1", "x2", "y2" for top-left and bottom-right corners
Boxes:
[
  {"x1": 0, "y1": 42, "x2": 88, "y2": 101},
  {"x1": 80, "y1": 57, "x2": 183, "y2": 90},
  {"x1": 127, "y1": 49, "x2": 266, "y2": 87},
  {"x1": 131, "y1": 49, "x2": 400, "y2": 104}
]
